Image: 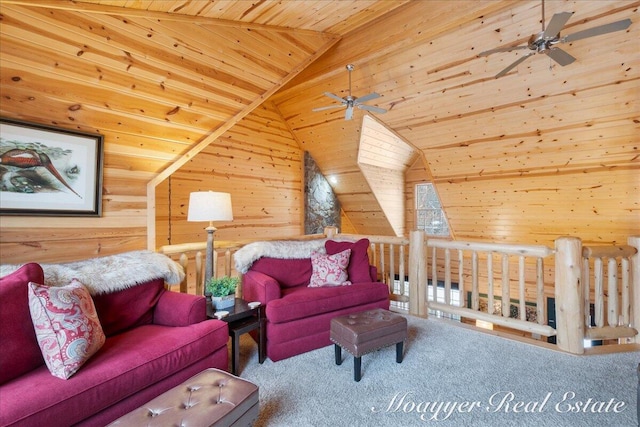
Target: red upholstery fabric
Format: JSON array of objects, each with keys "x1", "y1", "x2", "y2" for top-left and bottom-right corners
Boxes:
[
  {"x1": 325, "y1": 238, "x2": 373, "y2": 283},
  {"x1": 250, "y1": 257, "x2": 312, "y2": 288},
  {"x1": 267, "y1": 299, "x2": 390, "y2": 361},
  {"x1": 0, "y1": 263, "x2": 46, "y2": 385},
  {"x1": 154, "y1": 288, "x2": 207, "y2": 326},
  {"x1": 1, "y1": 262, "x2": 229, "y2": 427},
  {"x1": 266, "y1": 282, "x2": 389, "y2": 324},
  {"x1": 242, "y1": 270, "x2": 282, "y2": 304},
  {"x1": 92, "y1": 279, "x2": 165, "y2": 337},
  {"x1": 1, "y1": 321, "x2": 228, "y2": 427}
]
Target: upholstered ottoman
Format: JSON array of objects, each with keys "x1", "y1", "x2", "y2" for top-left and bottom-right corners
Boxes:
[
  {"x1": 108, "y1": 368, "x2": 259, "y2": 426},
  {"x1": 330, "y1": 309, "x2": 407, "y2": 382}
]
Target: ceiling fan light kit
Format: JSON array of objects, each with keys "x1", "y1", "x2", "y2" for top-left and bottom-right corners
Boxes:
[
  {"x1": 480, "y1": 0, "x2": 632, "y2": 78},
  {"x1": 313, "y1": 64, "x2": 387, "y2": 120}
]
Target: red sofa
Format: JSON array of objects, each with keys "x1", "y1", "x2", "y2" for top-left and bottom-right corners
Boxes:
[
  {"x1": 0, "y1": 262, "x2": 229, "y2": 427},
  {"x1": 242, "y1": 239, "x2": 390, "y2": 361}
]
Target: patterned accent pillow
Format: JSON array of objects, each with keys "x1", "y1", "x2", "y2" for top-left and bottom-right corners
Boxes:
[
  {"x1": 28, "y1": 279, "x2": 105, "y2": 380},
  {"x1": 308, "y1": 249, "x2": 352, "y2": 288}
]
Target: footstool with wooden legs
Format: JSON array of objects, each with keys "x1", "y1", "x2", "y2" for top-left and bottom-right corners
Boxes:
[{"x1": 330, "y1": 309, "x2": 408, "y2": 382}]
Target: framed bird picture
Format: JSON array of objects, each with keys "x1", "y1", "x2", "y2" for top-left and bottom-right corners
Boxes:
[{"x1": 0, "y1": 118, "x2": 103, "y2": 216}]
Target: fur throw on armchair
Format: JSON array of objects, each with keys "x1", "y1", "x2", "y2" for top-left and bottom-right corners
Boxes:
[
  {"x1": 0, "y1": 250, "x2": 184, "y2": 295},
  {"x1": 234, "y1": 239, "x2": 328, "y2": 273}
]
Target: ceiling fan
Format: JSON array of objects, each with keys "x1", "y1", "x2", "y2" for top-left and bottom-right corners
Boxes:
[
  {"x1": 313, "y1": 64, "x2": 387, "y2": 120},
  {"x1": 479, "y1": 0, "x2": 632, "y2": 78}
]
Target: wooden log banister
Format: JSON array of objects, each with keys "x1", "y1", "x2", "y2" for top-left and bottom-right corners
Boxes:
[
  {"x1": 158, "y1": 229, "x2": 639, "y2": 353},
  {"x1": 580, "y1": 238, "x2": 640, "y2": 344}
]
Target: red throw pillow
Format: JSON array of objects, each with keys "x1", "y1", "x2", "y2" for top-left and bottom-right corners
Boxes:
[
  {"x1": 325, "y1": 238, "x2": 372, "y2": 283},
  {"x1": 0, "y1": 263, "x2": 46, "y2": 384}
]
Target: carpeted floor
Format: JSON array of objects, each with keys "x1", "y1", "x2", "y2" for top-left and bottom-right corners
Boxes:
[{"x1": 233, "y1": 314, "x2": 639, "y2": 426}]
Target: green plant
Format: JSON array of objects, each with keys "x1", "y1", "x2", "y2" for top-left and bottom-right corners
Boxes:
[{"x1": 205, "y1": 276, "x2": 239, "y2": 297}]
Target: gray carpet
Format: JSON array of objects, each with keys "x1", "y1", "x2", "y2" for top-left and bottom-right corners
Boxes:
[{"x1": 235, "y1": 315, "x2": 639, "y2": 426}]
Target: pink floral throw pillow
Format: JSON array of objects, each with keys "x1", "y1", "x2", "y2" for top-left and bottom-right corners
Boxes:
[
  {"x1": 308, "y1": 249, "x2": 352, "y2": 287},
  {"x1": 28, "y1": 279, "x2": 105, "y2": 380}
]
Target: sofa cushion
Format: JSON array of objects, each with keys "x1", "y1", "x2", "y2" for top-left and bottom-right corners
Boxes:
[
  {"x1": 266, "y1": 282, "x2": 390, "y2": 324},
  {"x1": 92, "y1": 279, "x2": 165, "y2": 336},
  {"x1": 308, "y1": 249, "x2": 351, "y2": 288},
  {"x1": 28, "y1": 279, "x2": 106, "y2": 380},
  {"x1": 0, "y1": 320, "x2": 228, "y2": 427},
  {"x1": 325, "y1": 238, "x2": 373, "y2": 283},
  {"x1": 250, "y1": 257, "x2": 312, "y2": 288},
  {"x1": 0, "y1": 263, "x2": 45, "y2": 385}
]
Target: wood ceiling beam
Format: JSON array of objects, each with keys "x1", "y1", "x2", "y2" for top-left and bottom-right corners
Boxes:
[{"x1": 1, "y1": 0, "x2": 337, "y2": 35}]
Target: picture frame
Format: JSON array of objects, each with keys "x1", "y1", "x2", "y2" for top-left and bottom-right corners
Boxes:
[{"x1": 0, "y1": 118, "x2": 104, "y2": 216}]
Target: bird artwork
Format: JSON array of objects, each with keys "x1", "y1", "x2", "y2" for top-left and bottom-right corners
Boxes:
[{"x1": 0, "y1": 148, "x2": 82, "y2": 197}]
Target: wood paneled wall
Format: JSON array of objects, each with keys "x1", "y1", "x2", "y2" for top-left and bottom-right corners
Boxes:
[
  {"x1": 156, "y1": 102, "x2": 304, "y2": 247},
  {"x1": 0, "y1": 2, "x2": 334, "y2": 264},
  {"x1": 1, "y1": 0, "x2": 638, "y2": 270}
]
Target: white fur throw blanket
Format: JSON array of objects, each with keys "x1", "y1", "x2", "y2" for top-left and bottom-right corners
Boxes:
[
  {"x1": 234, "y1": 239, "x2": 328, "y2": 273},
  {"x1": 0, "y1": 250, "x2": 184, "y2": 295}
]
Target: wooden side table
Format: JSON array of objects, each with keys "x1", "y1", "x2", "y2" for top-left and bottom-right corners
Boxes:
[{"x1": 207, "y1": 298, "x2": 265, "y2": 375}]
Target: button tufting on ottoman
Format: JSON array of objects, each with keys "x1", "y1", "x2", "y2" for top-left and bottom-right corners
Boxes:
[
  {"x1": 108, "y1": 368, "x2": 259, "y2": 426},
  {"x1": 330, "y1": 308, "x2": 408, "y2": 382}
]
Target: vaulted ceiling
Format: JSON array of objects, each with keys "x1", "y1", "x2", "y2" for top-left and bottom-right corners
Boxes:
[{"x1": 1, "y1": 0, "x2": 638, "y2": 252}]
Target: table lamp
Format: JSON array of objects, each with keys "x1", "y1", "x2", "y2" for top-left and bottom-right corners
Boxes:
[{"x1": 187, "y1": 191, "x2": 233, "y2": 284}]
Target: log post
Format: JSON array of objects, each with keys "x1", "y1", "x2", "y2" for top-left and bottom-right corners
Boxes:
[
  {"x1": 324, "y1": 226, "x2": 339, "y2": 239},
  {"x1": 629, "y1": 236, "x2": 640, "y2": 344},
  {"x1": 409, "y1": 230, "x2": 427, "y2": 317},
  {"x1": 554, "y1": 237, "x2": 585, "y2": 354}
]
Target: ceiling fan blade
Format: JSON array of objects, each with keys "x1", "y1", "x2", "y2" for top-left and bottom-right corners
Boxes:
[
  {"x1": 495, "y1": 52, "x2": 535, "y2": 78},
  {"x1": 479, "y1": 45, "x2": 528, "y2": 57},
  {"x1": 323, "y1": 91, "x2": 346, "y2": 103},
  {"x1": 312, "y1": 104, "x2": 347, "y2": 112},
  {"x1": 561, "y1": 18, "x2": 632, "y2": 43},
  {"x1": 345, "y1": 105, "x2": 354, "y2": 120},
  {"x1": 358, "y1": 104, "x2": 387, "y2": 114},
  {"x1": 543, "y1": 11, "x2": 574, "y2": 39},
  {"x1": 354, "y1": 92, "x2": 380, "y2": 103},
  {"x1": 545, "y1": 47, "x2": 576, "y2": 66}
]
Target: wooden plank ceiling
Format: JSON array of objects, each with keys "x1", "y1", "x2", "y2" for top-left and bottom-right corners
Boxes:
[
  {"x1": 271, "y1": 0, "x2": 640, "y2": 246},
  {"x1": 0, "y1": 0, "x2": 637, "y2": 264}
]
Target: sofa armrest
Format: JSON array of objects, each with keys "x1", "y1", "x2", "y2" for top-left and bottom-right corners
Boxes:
[
  {"x1": 153, "y1": 290, "x2": 207, "y2": 326},
  {"x1": 242, "y1": 270, "x2": 282, "y2": 304}
]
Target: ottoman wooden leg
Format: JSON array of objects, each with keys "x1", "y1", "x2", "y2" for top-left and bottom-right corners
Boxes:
[
  {"x1": 396, "y1": 341, "x2": 404, "y2": 363},
  {"x1": 354, "y1": 356, "x2": 362, "y2": 382},
  {"x1": 334, "y1": 344, "x2": 342, "y2": 365}
]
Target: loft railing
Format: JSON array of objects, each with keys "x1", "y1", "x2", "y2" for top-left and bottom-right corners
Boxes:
[
  {"x1": 158, "y1": 228, "x2": 639, "y2": 354},
  {"x1": 581, "y1": 238, "x2": 639, "y2": 342},
  {"x1": 408, "y1": 232, "x2": 640, "y2": 354},
  {"x1": 158, "y1": 227, "x2": 410, "y2": 307},
  {"x1": 412, "y1": 233, "x2": 555, "y2": 338}
]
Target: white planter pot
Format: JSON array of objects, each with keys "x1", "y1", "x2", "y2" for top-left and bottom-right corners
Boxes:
[{"x1": 212, "y1": 295, "x2": 235, "y2": 310}]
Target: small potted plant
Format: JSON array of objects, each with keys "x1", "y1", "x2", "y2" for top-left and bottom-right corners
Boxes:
[{"x1": 206, "y1": 276, "x2": 239, "y2": 310}]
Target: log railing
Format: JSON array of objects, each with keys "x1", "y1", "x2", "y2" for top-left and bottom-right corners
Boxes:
[
  {"x1": 158, "y1": 240, "x2": 245, "y2": 295},
  {"x1": 581, "y1": 237, "x2": 639, "y2": 343},
  {"x1": 410, "y1": 231, "x2": 556, "y2": 338},
  {"x1": 158, "y1": 229, "x2": 639, "y2": 355},
  {"x1": 157, "y1": 227, "x2": 410, "y2": 305}
]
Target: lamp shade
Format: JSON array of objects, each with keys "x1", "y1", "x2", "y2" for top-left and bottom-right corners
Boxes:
[{"x1": 187, "y1": 191, "x2": 233, "y2": 222}]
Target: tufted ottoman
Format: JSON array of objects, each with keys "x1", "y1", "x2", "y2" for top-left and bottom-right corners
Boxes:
[
  {"x1": 330, "y1": 308, "x2": 407, "y2": 382},
  {"x1": 108, "y1": 368, "x2": 259, "y2": 426}
]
